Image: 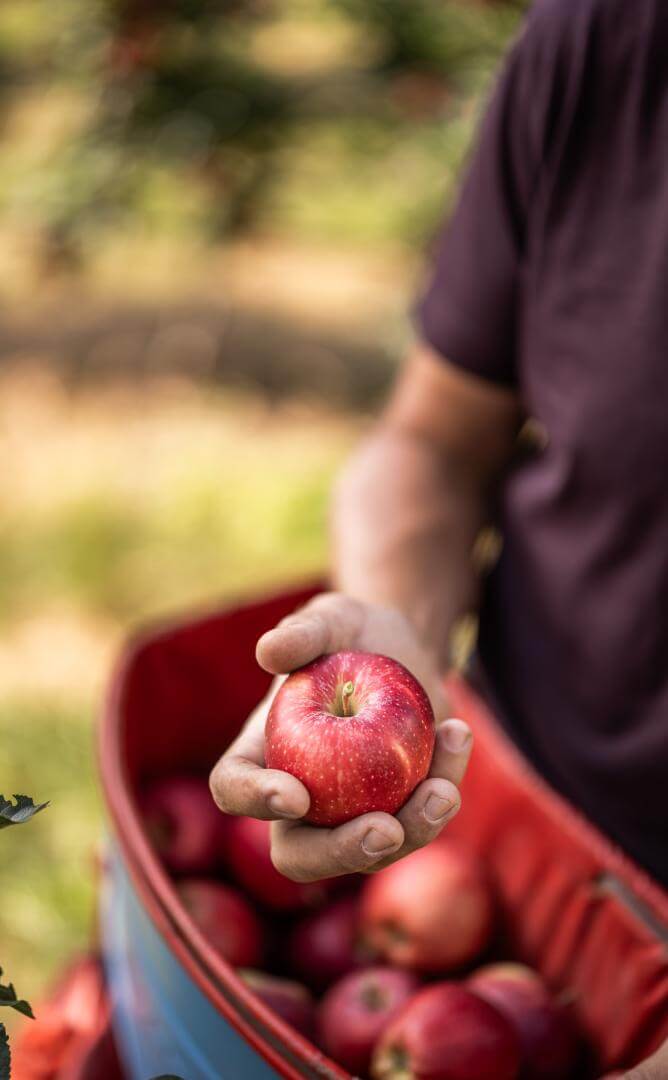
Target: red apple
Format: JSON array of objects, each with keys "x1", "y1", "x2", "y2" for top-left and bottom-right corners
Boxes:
[
  {"x1": 141, "y1": 774, "x2": 229, "y2": 875},
  {"x1": 11, "y1": 956, "x2": 109, "y2": 1080},
  {"x1": 372, "y1": 983, "x2": 520, "y2": 1080},
  {"x1": 468, "y1": 964, "x2": 581, "y2": 1079},
  {"x1": 226, "y1": 815, "x2": 332, "y2": 910},
  {"x1": 265, "y1": 651, "x2": 435, "y2": 826},
  {"x1": 360, "y1": 841, "x2": 494, "y2": 972},
  {"x1": 318, "y1": 966, "x2": 420, "y2": 1076},
  {"x1": 287, "y1": 894, "x2": 369, "y2": 992},
  {"x1": 239, "y1": 970, "x2": 315, "y2": 1040},
  {"x1": 177, "y1": 878, "x2": 263, "y2": 968}
]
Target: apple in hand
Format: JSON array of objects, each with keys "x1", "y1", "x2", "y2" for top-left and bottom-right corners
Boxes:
[
  {"x1": 141, "y1": 774, "x2": 229, "y2": 875},
  {"x1": 360, "y1": 841, "x2": 494, "y2": 972},
  {"x1": 372, "y1": 983, "x2": 520, "y2": 1080},
  {"x1": 468, "y1": 964, "x2": 581, "y2": 1079},
  {"x1": 318, "y1": 966, "x2": 420, "y2": 1076},
  {"x1": 177, "y1": 878, "x2": 263, "y2": 968},
  {"x1": 226, "y1": 815, "x2": 333, "y2": 911},
  {"x1": 287, "y1": 895, "x2": 369, "y2": 992},
  {"x1": 239, "y1": 970, "x2": 315, "y2": 1040},
  {"x1": 265, "y1": 651, "x2": 435, "y2": 826}
]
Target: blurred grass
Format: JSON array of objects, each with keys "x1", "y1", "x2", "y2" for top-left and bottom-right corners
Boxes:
[
  {"x1": 0, "y1": 0, "x2": 523, "y2": 274},
  {"x1": 0, "y1": 0, "x2": 524, "y2": 1037},
  {"x1": 0, "y1": 366, "x2": 359, "y2": 1011},
  {"x1": 0, "y1": 371, "x2": 357, "y2": 626},
  {"x1": 0, "y1": 698, "x2": 99, "y2": 1023}
]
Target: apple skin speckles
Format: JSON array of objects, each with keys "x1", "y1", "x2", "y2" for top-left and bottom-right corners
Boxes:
[{"x1": 265, "y1": 651, "x2": 435, "y2": 827}]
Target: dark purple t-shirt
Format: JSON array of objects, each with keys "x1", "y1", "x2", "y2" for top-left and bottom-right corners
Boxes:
[{"x1": 418, "y1": 0, "x2": 668, "y2": 885}]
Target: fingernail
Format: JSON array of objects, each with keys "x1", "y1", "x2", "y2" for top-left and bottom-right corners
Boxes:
[
  {"x1": 424, "y1": 794, "x2": 454, "y2": 824},
  {"x1": 362, "y1": 828, "x2": 401, "y2": 856},
  {"x1": 440, "y1": 719, "x2": 471, "y2": 753},
  {"x1": 267, "y1": 794, "x2": 302, "y2": 819}
]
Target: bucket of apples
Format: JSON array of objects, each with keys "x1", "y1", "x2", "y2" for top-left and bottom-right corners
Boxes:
[{"x1": 141, "y1": 650, "x2": 585, "y2": 1080}]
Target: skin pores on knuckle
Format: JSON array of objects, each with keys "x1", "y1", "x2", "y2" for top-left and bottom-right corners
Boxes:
[
  {"x1": 268, "y1": 842, "x2": 293, "y2": 881},
  {"x1": 209, "y1": 764, "x2": 231, "y2": 812},
  {"x1": 269, "y1": 827, "x2": 315, "y2": 883},
  {"x1": 404, "y1": 820, "x2": 440, "y2": 853},
  {"x1": 215, "y1": 758, "x2": 258, "y2": 815},
  {"x1": 277, "y1": 855, "x2": 318, "y2": 884},
  {"x1": 330, "y1": 834, "x2": 362, "y2": 876},
  {"x1": 313, "y1": 592, "x2": 362, "y2": 635}
]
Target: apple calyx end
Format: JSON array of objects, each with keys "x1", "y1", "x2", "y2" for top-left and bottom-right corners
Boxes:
[
  {"x1": 373, "y1": 1043, "x2": 413, "y2": 1080},
  {"x1": 360, "y1": 981, "x2": 388, "y2": 1012}
]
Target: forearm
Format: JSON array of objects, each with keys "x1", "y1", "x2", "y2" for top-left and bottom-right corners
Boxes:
[{"x1": 331, "y1": 426, "x2": 489, "y2": 669}]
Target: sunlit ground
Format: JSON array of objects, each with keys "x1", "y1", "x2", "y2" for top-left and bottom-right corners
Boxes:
[
  {"x1": 0, "y1": 0, "x2": 523, "y2": 1041},
  {"x1": 0, "y1": 363, "x2": 360, "y2": 1011}
]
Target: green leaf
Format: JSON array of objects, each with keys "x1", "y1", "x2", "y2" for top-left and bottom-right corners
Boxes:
[
  {"x1": 0, "y1": 795, "x2": 49, "y2": 830},
  {"x1": 0, "y1": 970, "x2": 34, "y2": 1019},
  {"x1": 0, "y1": 1022, "x2": 9, "y2": 1080}
]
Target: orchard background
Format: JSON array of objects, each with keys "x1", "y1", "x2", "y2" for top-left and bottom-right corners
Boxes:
[{"x1": 0, "y1": 0, "x2": 525, "y2": 1023}]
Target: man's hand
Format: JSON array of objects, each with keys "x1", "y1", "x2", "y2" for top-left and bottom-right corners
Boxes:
[
  {"x1": 624, "y1": 1037, "x2": 668, "y2": 1079},
  {"x1": 210, "y1": 592, "x2": 472, "y2": 882}
]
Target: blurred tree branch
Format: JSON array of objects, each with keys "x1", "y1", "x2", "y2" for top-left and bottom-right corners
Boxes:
[{"x1": 0, "y1": 0, "x2": 525, "y2": 270}]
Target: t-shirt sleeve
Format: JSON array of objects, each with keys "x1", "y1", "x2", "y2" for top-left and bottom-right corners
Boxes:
[{"x1": 416, "y1": 9, "x2": 560, "y2": 386}]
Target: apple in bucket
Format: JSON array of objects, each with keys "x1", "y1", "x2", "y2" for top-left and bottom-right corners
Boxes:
[
  {"x1": 226, "y1": 815, "x2": 334, "y2": 911},
  {"x1": 318, "y1": 966, "x2": 420, "y2": 1076},
  {"x1": 287, "y1": 894, "x2": 368, "y2": 992},
  {"x1": 372, "y1": 982, "x2": 520, "y2": 1080},
  {"x1": 265, "y1": 651, "x2": 435, "y2": 826},
  {"x1": 142, "y1": 774, "x2": 229, "y2": 875},
  {"x1": 468, "y1": 964, "x2": 581, "y2": 1080},
  {"x1": 177, "y1": 879, "x2": 264, "y2": 969},
  {"x1": 360, "y1": 841, "x2": 494, "y2": 972},
  {"x1": 239, "y1": 970, "x2": 315, "y2": 1040}
]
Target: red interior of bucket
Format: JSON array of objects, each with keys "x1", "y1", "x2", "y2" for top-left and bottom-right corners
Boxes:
[
  {"x1": 100, "y1": 583, "x2": 345, "y2": 1080},
  {"x1": 99, "y1": 584, "x2": 668, "y2": 1077},
  {"x1": 446, "y1": 678, "x2": 668, "y2": 1072}
]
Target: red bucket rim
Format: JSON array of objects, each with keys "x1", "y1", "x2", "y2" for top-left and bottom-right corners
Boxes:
[
  {"x1": 98, "y1": 597, "x2": 347, "y2": 1080},
  {"x1": 98, "y1": 591, "x2": 668, "y2": 1079}
]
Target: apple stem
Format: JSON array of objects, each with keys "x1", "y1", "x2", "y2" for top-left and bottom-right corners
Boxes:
[{"x1": 341, "y1": 680, "x2": 355, "y2": 717}]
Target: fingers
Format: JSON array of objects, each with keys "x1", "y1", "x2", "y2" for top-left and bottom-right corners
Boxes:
[
  {"x1": 256, "y1": 593, "x2": 364, "y2": 674},
  {"x1": 394, "y1": 776, "x2": 462, "y2": 851},
  {"x1": 209, "y1": 699, "x2": 310, "y2": 821},
  {"x1": 365, "y1": 718, "x2": 472, "y2": 868},
  {"x1": 625, "y1": 1036, "x2": 668, "y2": 1079},
  {"x1": 430, "y1": 717, "x2": 473, "y2": 788},
  {"x1": 270, "y1": 812, "x2": 405, "y2": 882},
  {"x1": 390, "y1": 717, "x2": 471, "y2": 852},
  {"x1": 210, "y1": 754, "x2": 310, "y2": 821},
  {"x1": 268, "y1": 715, "x2": 471, "y2": 881}
]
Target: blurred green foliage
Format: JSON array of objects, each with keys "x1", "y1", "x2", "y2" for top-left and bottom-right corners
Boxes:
[
  {"x1": 0, "y1": 380, "x2": 354, "y2": 999},
  {"x1": 0, "y1": 391, "x2": 351, "y2": 628},
  {"x1": 0, "y1": 698, "x2": 99, "y2": 1015},
  {"x1": 0, "y1": 0, "x2": 527, "y2": 1018},
  {"x1": 0, "y1": 0, "x2": 525, "y2": 268}
]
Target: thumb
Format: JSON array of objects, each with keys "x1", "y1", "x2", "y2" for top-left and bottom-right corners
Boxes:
[{"x1": 256, "y1": 593, "x2": 364, "y2": 674}]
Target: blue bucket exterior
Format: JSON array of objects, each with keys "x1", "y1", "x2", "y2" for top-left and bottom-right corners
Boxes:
[{"x1": 101, "y1": 843, "x2": 282, "y2": 1080}]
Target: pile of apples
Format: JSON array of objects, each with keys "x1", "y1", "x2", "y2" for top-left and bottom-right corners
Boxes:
[{"x1": 142, "y1": 773, "x2": 585, "y2": 1080}]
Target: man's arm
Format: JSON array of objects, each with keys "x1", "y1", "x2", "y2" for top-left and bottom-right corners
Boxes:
[
  {"x1": 210, "y1": 345, "x2": 520, "y2": 882},
  {"x1": 333, "y1": 344, "x2": 521, "y2": 665}
]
